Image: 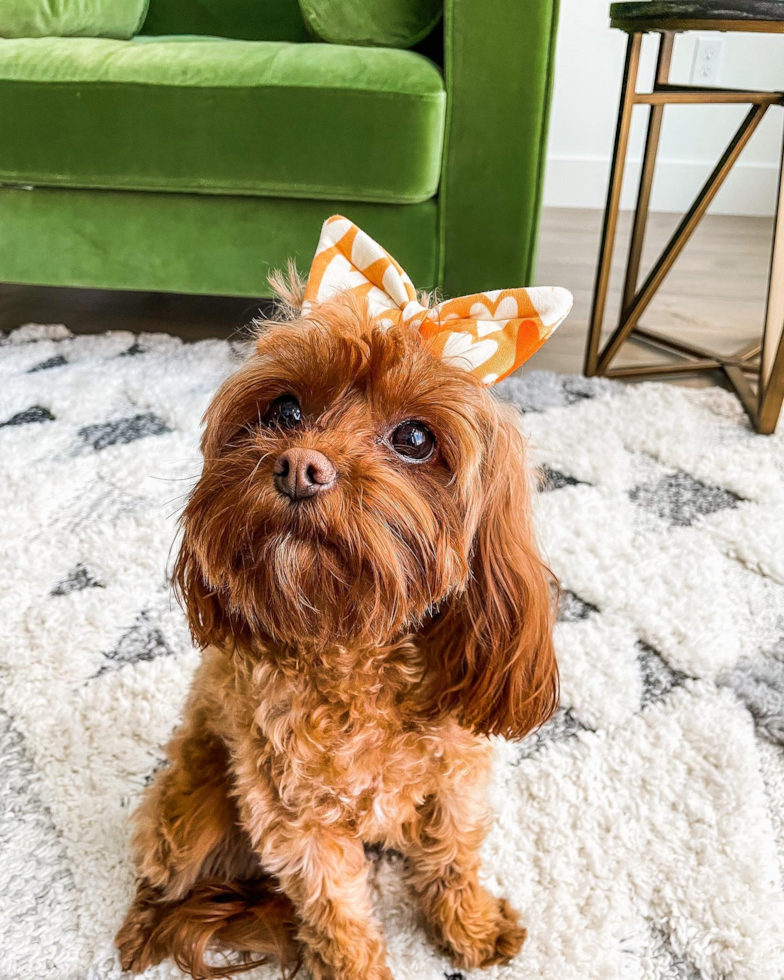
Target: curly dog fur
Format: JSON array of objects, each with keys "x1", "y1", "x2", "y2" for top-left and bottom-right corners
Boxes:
[{"x1": 116, "y1": 289, "x2": 558, "y2": 979}]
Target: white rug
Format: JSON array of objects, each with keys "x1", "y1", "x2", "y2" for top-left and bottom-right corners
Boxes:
[{"x1": 1, "y1": 324, "x2": 784, "y2": 980}]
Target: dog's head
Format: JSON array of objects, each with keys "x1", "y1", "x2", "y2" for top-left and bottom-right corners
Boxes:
[{"x1": 174, "y1": 291, "x2": 558, "y2": 738}]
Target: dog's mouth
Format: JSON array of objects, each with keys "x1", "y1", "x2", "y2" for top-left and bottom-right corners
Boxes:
[
  {"x1": 228, "y1": 510, "x2": 424, "y2": 646},
  {"x1": 197, "y1": 466, "x2": 454, "y2": 647},
  {"x1": 262, "y1": 502, "x2": 341, "y2": 557},
  {"x1": 261, "y1": 558, "x2": 396, "y2": 646},
  {"x1": 265, "y1": 530, "x2": 347, "y2": 581}
]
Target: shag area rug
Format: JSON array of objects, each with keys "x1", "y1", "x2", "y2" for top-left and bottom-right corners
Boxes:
[{"x1": 1, "y1": 324, "x2": 784, "y2": 980}]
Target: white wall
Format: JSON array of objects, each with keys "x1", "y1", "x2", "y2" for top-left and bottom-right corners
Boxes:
[{"x1": 544, "y1": 0, "x2": 784, "y2": 215}]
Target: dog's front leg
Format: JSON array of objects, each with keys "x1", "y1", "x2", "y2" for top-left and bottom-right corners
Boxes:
[
  {"x1": 237, "y1": 778, "x2": 392, "y2": 980},
  {"x1": 400, "y1": 786, "x2": 526, "y2": 970}
]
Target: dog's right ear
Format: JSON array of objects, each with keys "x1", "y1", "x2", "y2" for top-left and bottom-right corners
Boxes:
[
  {"x1": 172, "y1": 530, "x2": 233, "y2": 651},
  {"x1": 171, "y1": 365, "x2": 258, "y2": 653}
]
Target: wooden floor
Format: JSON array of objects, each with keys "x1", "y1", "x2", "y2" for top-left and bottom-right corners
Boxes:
[
  {"x1": 532, "y1": 207, "x2": 773, "y2": 380},
  {"x1": 0, "y1": 208, "x2": 775, "y2": 382}
]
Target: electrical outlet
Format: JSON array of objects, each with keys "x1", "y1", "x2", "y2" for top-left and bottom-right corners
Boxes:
[{"x1": 691, "y1": 35, "x2": 726, "y2": 86}]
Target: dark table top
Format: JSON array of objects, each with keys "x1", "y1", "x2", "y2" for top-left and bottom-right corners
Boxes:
[{"x1": 611, "y1": 1, "x2": 784, "y2": 32}]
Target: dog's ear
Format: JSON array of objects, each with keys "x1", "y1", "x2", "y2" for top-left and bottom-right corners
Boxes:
[
  {"x1": 426, "y1": 407, "x2": 558, "y2": 739},
  {"x1": 172, "y1": 528, "x2": 234, "y2": 652}
]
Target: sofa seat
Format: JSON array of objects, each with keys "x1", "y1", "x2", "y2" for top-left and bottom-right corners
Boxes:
[{"x1": 0, "y1": 36, "x2": 446, "y2": 203}]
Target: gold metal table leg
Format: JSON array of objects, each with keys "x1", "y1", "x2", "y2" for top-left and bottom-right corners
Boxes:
[
  {"x1": 598, "y1": 103, "x2": 768, "y2": 374},
  {"x1": 758, "y1": 130, "x2": 784, "y2": 434},
  {"x1": 584, "y1": 28, "x2": 784, "y2": 434},
  {"x1": 584, "y1": 33, "x2": 642, "y2": 376},
  {"x1": 621, "y1": 32, "x2": 674, "y2": 314}
]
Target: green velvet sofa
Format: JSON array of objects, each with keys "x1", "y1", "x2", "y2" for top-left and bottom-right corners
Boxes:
[{"x1": 0, "y1": 0, "x2": 560, "y2": 300}]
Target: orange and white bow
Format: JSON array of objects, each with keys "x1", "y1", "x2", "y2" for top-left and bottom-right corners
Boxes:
[{"x1": 302, "y1": 215, "x2": 573, "y2": 386}]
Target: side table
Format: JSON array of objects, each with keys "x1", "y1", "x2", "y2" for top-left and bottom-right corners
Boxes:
[{"x1": 584, "y1": 0, "x2": 784, "y2": 434}]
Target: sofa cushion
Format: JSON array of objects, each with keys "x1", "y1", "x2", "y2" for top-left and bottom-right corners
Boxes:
[
  {"x1": 142, "y1": 0, "x2": 309, "y2": 42},
  {"x1": 0, "y1": 0, "x2": 149, "y2": 40},
  {"x1": 299, "y1": 0, "x2": 441, "y2": 49},
  {"x1": 0, "y1": 36, "x2": 446, "y2": 204},
  {"x1": 0, "y1": 187, "x2": 438, "y2": 297}
]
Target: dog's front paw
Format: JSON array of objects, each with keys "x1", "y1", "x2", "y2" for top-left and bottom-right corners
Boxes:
[
  {"x1": 435, "y1": 890, "x2": 527, "y2": 969},
  {"x1": 303, "y1": 944, "x2": 395, "y2": 980},
  {"x1": 477, "y1": 898, "x2": 527, "y2": 966}
]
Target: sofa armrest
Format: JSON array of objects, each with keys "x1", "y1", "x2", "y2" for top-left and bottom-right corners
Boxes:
[{"x1": 438, "y1": 0, "x2": 559, "y2": 295}]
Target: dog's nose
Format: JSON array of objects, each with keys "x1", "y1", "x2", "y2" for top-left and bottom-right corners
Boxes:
[{"x1": 273, "y1": 448, "x2": 336, "y2": 501}]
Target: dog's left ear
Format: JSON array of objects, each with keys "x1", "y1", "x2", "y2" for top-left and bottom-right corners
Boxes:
[{"x1": 425, "y1": 407, "x2": 559, "y2": 739}]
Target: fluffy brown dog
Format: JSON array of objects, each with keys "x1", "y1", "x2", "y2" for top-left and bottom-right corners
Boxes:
[{"x1": 116, "y1": 287, "x2": 558, "y2": 979}]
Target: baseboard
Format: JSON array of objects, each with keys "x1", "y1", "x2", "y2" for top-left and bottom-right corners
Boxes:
[{"x1": 544, "y1": 155, "x2": 780, "y2": 217}]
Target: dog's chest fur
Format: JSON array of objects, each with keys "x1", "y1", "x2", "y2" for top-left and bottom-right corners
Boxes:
[{"x1": 207, "y1": 642, "x2": 489, "y2": 843}]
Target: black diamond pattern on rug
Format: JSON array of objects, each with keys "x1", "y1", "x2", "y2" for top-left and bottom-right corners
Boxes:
[
  {"x1": 629, "y1": 470, "x2": 740, "y2": 527},
  {"x1": 97, "y1": 610, "x2": 173, "y2": 676},
  {"x1": 143, "y1": 756, "x2": 170, "y2": 788},
  {"x1": 51, "y1": 564, "x2": 104, "y2": 597},
  {"x1": 119, "y1": 341, "x2": 145, "y2": 357},
  {"x1": 28, "y1": 354, "x2": 67, "y2": 373},
  {"x1": 561, "y1": 376, "x2": 599, "y2": 403},
  {"x1": 722, "y1": 643, "x2": 784, "y2": 745},
  {"x1": 557, "y1": 589, "x2": 599, "y2": 623},
  {"x1": 650, "y1": 926, "x2": 704, "y2": 980},
  {"x1": 638, "y1": 641, "x2": 689, "y2": 708},
  {"x1": 514, "y1": 708, "x2": 589, "y2": 762},
  {"x1": 497, "y1": 371, "x2": 612, "y2": 413},
  {"x1": 77, "y1": 412, "x2": 171, "y2": 452},
  {"x1": 538, "y1": 465, "x2": 586, "y2": 493},
  {"x1": 0, "y1": 707, "x2": 77, "y2": 941},
  {"x1": 0, "y1": 405, "x2": 55, "y2": 427}
]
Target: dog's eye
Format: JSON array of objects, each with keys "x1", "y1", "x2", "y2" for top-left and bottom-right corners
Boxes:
[
  {"x1": 390, "y1": 420, "x2": 435, "y2": 462},
  {"x1": 264, "y1": 394, "x2": 302, "y2": 429}
]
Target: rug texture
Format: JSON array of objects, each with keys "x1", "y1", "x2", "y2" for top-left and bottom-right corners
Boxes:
[{"x1": 1, "y1": 324, "x2": 784, "y2": 980}]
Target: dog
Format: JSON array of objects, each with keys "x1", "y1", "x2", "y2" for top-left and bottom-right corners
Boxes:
[{"x1": 116, "y1": 219, "x2": 568, "y2": 980}]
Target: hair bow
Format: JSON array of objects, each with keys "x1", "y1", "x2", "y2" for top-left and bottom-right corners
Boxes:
[{"x1": 302, "y1": 215, "x2": 572, "y2": 386}]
